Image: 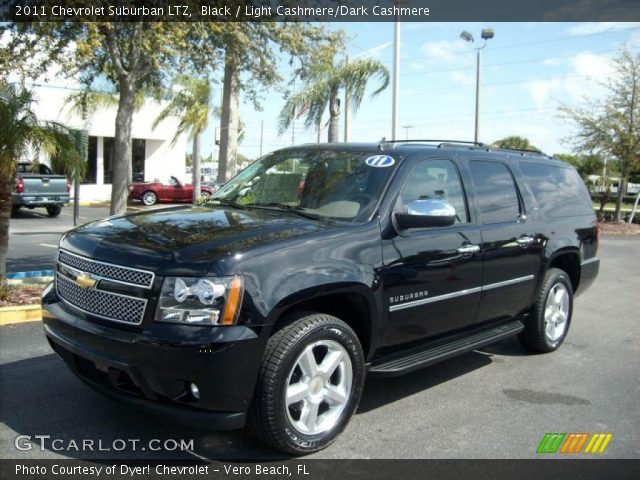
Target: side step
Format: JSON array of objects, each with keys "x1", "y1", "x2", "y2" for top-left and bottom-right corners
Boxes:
[{"x1": 368, "y1": 320, "x2": 524, "y2": 377}]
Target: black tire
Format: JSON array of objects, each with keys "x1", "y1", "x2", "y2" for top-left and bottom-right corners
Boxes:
[
  {"x1": 519, "y1": 268, "x2": 573, "y2": 353},
  {"x1": 249, "y1": 313, "x2": 365, "y2": 455},
  {"x1": 141, "y1": 191, "x2": 157, "y2": 206},
  {"x1": 11, "y1": 205, "x2": 19, "y2": 216},
  {"x1": 46, "y1": 205, "x2": 62, "y2": 217}
]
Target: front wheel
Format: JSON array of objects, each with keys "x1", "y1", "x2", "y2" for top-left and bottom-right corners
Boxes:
[
  {"x1": 249, "y1": 313, "x2": 365, "y2": 455},
  {"x1": 200, "y1": 191, "x2": 211, "y2": 201},
  {"x1": 519, "y1": 268, "x2": 573, "y2": 353},
  {"x1": 46, "y1": 205, "x2": 62, "y2": 217}
]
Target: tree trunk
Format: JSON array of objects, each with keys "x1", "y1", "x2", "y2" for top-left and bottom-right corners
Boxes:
[
  {"x1": 328, "y1": 88, "x2": 340, "y2": 143},
  {"x1": 192, "y1": 133, "x2": 201, "y2": 204},
  {"x1": 614, "y1": 176, "x2": 627, "y2": 223},
  {"x1": 217, "y1": 54, "x2": 240, "y2": 183},
  {"x1": 0, "y1": 177, "x2": 12, "y2": 293},
  {"x1": 110, "y1": 80, "x2": 135, "y2": 215}
]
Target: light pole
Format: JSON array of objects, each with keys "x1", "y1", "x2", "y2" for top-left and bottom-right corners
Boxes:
[{"x1": 460, "y1": 28, "x2": 494, "y2": 143}]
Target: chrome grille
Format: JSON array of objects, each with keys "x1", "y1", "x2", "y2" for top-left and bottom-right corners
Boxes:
[
  {"x1": 56, "y1": 273, "x2": 146, "y2": 325},
  {"x1": 58, "y1": 250, "x2": 154, "y2": 288}
]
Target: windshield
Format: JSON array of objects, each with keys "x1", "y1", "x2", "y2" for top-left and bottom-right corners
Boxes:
[{"x1": 210, "y1": 149, "x2": 397, "y2": 223}]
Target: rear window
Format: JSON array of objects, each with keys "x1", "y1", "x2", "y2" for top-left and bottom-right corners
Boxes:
[
  {"x1": 469, "y1": 161, "x2": 521, "y2": 224},
  {"x1": 519, "y1": 163, "x2": 593, "y2": 217},
  {"x1": 17, "y1": 163, "x2": 53, "y2": 175}
]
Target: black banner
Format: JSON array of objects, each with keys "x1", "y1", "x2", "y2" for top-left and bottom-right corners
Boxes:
[
  {"x1": 1, "y1": 0, "x2": 640, "y2": 22},
  {"x1": 2, "y1": 459, "x2": 640, "y2": 480}
]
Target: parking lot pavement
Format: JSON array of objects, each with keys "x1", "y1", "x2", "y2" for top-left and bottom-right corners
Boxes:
[
  {"x1": 0, "y1": 237, "x2": 638, "y2": 460},
  {"x1": 7, "y1": 203, "x2": 180, "y2": 273}
]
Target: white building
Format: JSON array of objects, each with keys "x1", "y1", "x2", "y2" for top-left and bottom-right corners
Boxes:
[{"x1": 30, "y1": 84, "x2": 187, "y2": 201}]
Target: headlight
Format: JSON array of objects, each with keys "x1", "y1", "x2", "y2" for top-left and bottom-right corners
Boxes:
[{"x1": 155, "y1": 276, "x2": 244, "y2": 326}]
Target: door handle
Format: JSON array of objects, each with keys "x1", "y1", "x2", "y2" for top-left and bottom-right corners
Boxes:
[
  {"x1": 517, "y1": 236, "x2": 535, "y2": 247},
  {"x1": 458, "y1": 245, "x2": 480, "y2": 254}
]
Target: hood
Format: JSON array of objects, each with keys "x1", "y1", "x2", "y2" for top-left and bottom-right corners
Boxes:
[{"x1": 60, "y1": 205, "x2": 334, "y2": 275}]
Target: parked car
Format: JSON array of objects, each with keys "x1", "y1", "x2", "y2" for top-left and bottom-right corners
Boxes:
[
  {"x1": 12, "y1": 162, "x2": 70, "y2": 217},
  {"x1": 128, "y1": 176, "x2": 214, "y2": 205},
  {"x1": 43, "y1": 141, "x2": 599, "y2": 454}
]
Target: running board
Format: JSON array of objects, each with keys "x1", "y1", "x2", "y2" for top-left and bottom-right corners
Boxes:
[{"x1": 368, "y1": 320, "x2": 524, "y2": 377}]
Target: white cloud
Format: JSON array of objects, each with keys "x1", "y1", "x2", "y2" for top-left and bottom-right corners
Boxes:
[
  {"x1": 449, "y1": 71, "x2": 475, "y2": 86},
  {"x1": 421, "y1": 39, "x2": 471, "y2": 64},
  {"x1": 524, "y1": 50, "x2": 613, "y2": 112},
  {"x1": 353, "y1": 42, "x2": 392, "y2": 60},
  {"x1": 566, "y1": 22, "x2": 640, "y2": 36}
]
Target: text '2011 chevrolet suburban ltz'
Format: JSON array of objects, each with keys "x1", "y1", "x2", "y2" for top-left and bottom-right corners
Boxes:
[{"x1": 42, "y1": 140, "x2": 600, "y2": 454}]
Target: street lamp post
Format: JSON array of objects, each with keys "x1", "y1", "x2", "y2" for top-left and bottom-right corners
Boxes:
[
  {"x1": 402, "y1": 125, "x2": 414, "y2": 140},
  {"x1": 460, "y1": 28, "x2": 494, "y2": 143}
]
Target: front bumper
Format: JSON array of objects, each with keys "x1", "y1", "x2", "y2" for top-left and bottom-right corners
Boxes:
[{"x1": 42, "y1": 287, "x2": 266, "y2": 430}]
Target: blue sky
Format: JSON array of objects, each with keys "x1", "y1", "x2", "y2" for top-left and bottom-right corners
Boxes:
[{"x1": 226, "y1": 22, "x2": 640, "y2": 159}]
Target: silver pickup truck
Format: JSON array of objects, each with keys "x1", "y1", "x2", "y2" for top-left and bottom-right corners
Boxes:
[{"x1": 12, "y1": 163, "x2": 70, "y2": 217}]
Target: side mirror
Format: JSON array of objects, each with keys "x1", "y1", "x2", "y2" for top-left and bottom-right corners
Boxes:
[{"x1": 395, "y1": 199, "x2": 456, "y2": 229}]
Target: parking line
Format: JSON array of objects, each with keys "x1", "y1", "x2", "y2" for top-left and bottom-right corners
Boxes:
[{"x1": 40, "y1": 243, "x2": 58, "y2": 248}]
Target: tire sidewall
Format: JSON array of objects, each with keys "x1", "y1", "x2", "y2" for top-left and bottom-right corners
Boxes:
[
  {"x1": 274, "y1": 322, "x2": 365, "y2": 453},
  {"x1": 538, "y1": 270, "x2": 573, "y2": 350}
]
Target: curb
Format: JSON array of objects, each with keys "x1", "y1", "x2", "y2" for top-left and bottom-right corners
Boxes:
[
  {"x1": 7, "y1": 276, "x2": 54, "y2": 286},
  {"x1": 0, "y1": 305, "x2": 42, "y2": 325}
]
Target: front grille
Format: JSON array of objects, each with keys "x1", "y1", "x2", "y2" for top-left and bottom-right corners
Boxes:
[
  {"x1": 58, "y1": 250, "x2": 154, "y2": 288},
  {"x1": 56, "y1": 273, "x2": 146, "y2": 325}
]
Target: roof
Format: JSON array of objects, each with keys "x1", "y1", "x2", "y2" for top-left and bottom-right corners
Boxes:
[{"x1": 278, "y1": 140, "x2": 569, "y2": 167}]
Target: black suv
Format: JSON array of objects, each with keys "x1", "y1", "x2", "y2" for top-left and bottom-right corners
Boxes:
[{"x1": 42, "y1": 141, "x2": 600, "y2": 454}]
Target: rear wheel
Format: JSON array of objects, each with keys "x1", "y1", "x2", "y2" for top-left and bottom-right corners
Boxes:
[
  {"x1": 46, "y1": 205, "x2": 61, "y2": 217},
  {"x1": 519, "y1": 268, "x2": 573, "y2": 353},
  {"x1": 249, "y1": 313, "x2": 365, "y2": 455},
  {"x1": 200, "y1": 191, "x2": 211, "y2": 201},
  {"x1": 142, "y1": 191, "x2": 157, "y2": 206}
]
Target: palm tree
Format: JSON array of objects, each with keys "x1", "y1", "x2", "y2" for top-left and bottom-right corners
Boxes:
[
  {"x1": 0, "y1": 84, "x2": 80, "y2": 294},
  {"x1": 279, "y1": 58, "x2": 390, "y2": 143},
  {"x1": 153, "y1": 76, "x2": 214, "y2": 203}
]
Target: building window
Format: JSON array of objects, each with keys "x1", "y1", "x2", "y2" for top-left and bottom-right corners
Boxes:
[
  {"x1": 132, "y1": 138, "x2": 146, "y2": 182},
  {"x1": 102, "y1": 137, "x2": 145, "y2": 184},
  {"x1": 103, "y1": 137, "x2": 114, "y2": 184},
  {"x1": 83, "y1": 136, "x2": 97, "y2": 184}
]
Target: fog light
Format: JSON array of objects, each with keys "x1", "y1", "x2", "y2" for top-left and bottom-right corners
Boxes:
[{"x1": 189, "y1": 382, "x2": 200, "y2": 400}]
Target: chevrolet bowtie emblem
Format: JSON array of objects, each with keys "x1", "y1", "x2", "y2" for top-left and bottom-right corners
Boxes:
[{"x1": 75, "y1": 274, "x2": 98, "y2": 289}]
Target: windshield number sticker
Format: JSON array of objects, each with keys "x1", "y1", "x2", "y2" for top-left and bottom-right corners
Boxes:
[{"x1": 365, "y1": 155, "x2": 395, "y2": 167}]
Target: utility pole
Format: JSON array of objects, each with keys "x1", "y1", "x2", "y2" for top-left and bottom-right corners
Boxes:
[
  {"x1": 402, "y1": 125, "x2": 414, "y2": 140},
  {"x1": 391, "y1": 19, "x2": 400, "y2": 140},
  {"x1": 259, "y1": 119, "x2": 264, "y2": 157},
  {"x1": 344, "y1": 55, "x2": 350, "y2": 142}
]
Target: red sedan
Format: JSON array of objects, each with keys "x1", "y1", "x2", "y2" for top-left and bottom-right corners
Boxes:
[{"x1": 129, "y1": 176, "x2": 214, "y2": 206}]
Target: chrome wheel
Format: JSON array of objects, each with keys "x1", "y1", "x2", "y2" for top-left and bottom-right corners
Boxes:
[
  {"x1": 285, "y1": 340, "x2": 353, "y2": 436},
  {"x1": 544, "y1": 283, "x2": 569, "y2": 342},
  {"x1": 142, "y1": 191, "x2": 157, "y2": 206}
]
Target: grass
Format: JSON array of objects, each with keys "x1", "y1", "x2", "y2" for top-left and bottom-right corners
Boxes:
[{"x1": 0, "y1": 283, "x2": 45, "y2": 307}]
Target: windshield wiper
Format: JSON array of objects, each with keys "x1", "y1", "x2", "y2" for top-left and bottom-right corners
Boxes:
[{"x1": 248, "y1": 203, "x2": 323, "y2": 220}]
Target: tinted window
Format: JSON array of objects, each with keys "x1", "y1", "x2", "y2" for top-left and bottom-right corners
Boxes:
[
  {"x1": 399, "y1": 159, "x2": 469, "y2": 223},
  {"x1": 469, "y1": 161, "x2": 520, "y2": 224},
  {"x1": 16, "y1": 163, "x2": 52, "y2": 175},
  {"x1": 519, "y1": 163, "x2": 593, "y2": 217}
]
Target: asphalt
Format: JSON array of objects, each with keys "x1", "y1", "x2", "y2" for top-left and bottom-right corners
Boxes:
[
  {"x1": 0, "y1": 236, "x2": 638, "y2": 460},
  {"x1": 7, "y1": 204, "x2": 175, "y2": 273}
]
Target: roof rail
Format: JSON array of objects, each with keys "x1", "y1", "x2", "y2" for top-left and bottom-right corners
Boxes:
[
  {"x1": 378, "y1": 138, "x2": 487, "y2": 150},
  {"x1": 489, "y1": 145, "x2": 549, "y2": 157}
]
